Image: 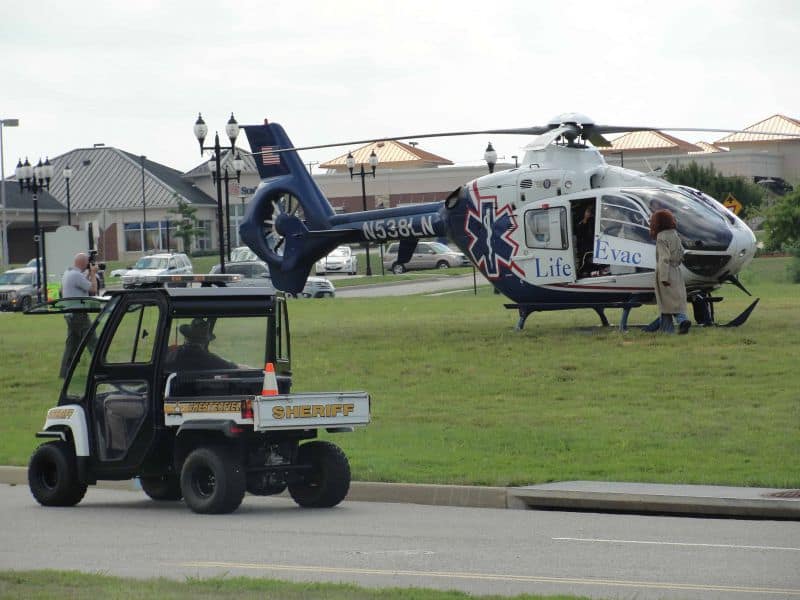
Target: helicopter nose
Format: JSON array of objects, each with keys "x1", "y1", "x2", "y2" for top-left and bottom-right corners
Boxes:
[{"x1": 728, "y1": 225, "x2": 757, "y2": 273}]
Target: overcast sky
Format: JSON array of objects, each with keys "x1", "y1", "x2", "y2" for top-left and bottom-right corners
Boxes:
[{"x1": 2, "y1": 0, "x2": 798, "y2": 176}]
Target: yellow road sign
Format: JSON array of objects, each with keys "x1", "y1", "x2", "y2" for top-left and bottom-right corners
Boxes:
[{"x1": 722, "y1": 193, "x2": 742, "y2": 215}]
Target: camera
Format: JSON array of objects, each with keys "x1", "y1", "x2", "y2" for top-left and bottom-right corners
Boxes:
[{"x1": 88, "y1": 250, "x2": 107, "y2": 272}]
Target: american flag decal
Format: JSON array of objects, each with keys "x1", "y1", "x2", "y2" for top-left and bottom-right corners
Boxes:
[{"x1": 260, "y1": 146, "x2": 281, "y2": 165}]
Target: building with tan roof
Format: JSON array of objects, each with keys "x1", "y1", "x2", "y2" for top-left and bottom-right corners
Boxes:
[
  {"x1": 599, "y1": 115, "x2": 799, "y2": 185},
  {"x1": 319, "y1": 140, "x2": 453, "y2": 172}
]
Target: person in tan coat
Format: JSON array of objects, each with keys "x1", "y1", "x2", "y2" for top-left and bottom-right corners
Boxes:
[{"x1": 650, "y1": 209, "x2": 691, "y2": 334}]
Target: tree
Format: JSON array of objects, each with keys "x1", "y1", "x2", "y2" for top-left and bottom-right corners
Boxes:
[
  {"x1": 764, "y1": 189, "x2": 800, "y2": 251},
  {"x1": 168, "y1": 195, "x2": 203, "y2": 253},
  {"x1": 663, "y1": 162, "x2": 766, "y2": 218}
]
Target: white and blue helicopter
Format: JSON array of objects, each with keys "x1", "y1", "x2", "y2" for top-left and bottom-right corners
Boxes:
[{"x1": 235, "y1": 113, "x2": 775, "y2": 330}]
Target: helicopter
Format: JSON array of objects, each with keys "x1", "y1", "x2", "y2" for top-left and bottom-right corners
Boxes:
[{"x1": 238, "y1": 113, "x2": 780, "y2": 330}]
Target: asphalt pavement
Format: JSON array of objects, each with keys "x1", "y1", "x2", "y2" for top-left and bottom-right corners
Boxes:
[{"x1": 1, "y1": 484, "x2": 799, "y2": 599}]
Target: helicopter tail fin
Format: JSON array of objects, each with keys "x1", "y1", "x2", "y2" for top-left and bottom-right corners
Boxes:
[{"x1": 239, "y1": 122, "x2": 341, "y2": 293}]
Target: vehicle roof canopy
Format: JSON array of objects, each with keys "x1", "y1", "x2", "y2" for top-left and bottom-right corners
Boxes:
[{"x1": 108, "y1": 287, "x2": 280, "y2": 318}]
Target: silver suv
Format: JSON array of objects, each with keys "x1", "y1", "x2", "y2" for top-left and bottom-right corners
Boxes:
[
  {"x1": 0, "y1": 267, "x2": 38, "y2": 312},
  {"x1": 383, "y1": 241, "x2": 469, "y2": 274},
  {"x1": 122, "y1": 253, "x2": 193, "y2": 288}
]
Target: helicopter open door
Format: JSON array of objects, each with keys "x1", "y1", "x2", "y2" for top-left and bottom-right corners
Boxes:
[
  {"x1": 517, "y1": 199, "x2": 575, "y2": 284},
  {"x1": 592, "y1": 193, "x2": 655, "y2": 273}
]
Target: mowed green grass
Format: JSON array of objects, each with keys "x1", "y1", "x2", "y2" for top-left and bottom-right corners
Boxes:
[
  {"x1": 0, "y1": 571, "x2": 585, "y2": 600},
  {"x1": 0, "y1": 257, "x2": 797, "y2": 488}
]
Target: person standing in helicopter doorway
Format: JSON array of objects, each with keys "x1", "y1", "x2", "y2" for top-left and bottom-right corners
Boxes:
[{"x1": 649, "y1": 209, "x2": 691, "y2": 334}]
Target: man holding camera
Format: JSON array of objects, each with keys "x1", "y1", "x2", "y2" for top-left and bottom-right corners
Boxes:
[{"x1": 59, "y1": 252, "x2": 98, "y2": 378}]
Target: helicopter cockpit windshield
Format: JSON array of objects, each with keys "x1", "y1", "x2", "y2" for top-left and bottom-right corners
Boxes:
[{"x1": 624, "y1": 189, "x2": 732, "y2": 251}]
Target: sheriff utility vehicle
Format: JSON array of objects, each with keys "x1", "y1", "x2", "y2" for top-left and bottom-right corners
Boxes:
[{"x1": 26, "y1": 274, "x2": 370, "y2": 514}]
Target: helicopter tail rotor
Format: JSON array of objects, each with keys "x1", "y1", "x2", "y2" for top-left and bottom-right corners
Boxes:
[{"x1": 239, "y1": 122, "x2": 342, "y2": 293}]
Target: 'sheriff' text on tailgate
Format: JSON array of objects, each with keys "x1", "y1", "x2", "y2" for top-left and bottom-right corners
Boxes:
[{"x1": 272, "y1": 403, "x2": 355, "y2": 419}]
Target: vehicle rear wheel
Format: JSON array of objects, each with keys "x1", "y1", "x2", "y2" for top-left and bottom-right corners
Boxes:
[
  {"x1": 180, "y1": 446, "x2": 246, "y2": 514},
  {"x1": 436, "y1": 261, "x2": 450, "y2": 269},
  {"x1": 288, "y1": 441, "x2": 350, "y2": 508},
  {"x1": 140, "y1": 474, "x2": 182, "y2": 501},
  {"x1": 391, "y1": 263, "x2": 406, "y2": 274},
  {"x1": 28, "y1": 441, "x2": 87, "y2": 507}
]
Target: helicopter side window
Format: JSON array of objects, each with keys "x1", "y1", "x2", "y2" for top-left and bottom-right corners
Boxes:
[
  {"x1": 599, "y1": 195, "x2": 652, "y2": 244},
  {"x1": 524, "y1": 207, "x2": 568, "y2": 250}
]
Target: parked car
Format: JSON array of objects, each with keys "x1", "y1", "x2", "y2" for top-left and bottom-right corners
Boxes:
[
  {"x1": 211, "y1": 257, "x2": 335, "y2": 298},
  {"x1": 382, "y1": 241, "x2": 469, "y2": 274},
  {"x1": 0, "y1": 267, "x2": 38, "y2": 312},
  {"x1": 315, "y1": 245, "x2": 358, "y2": 275},
  {"x1": 121, "y1": 253, "x2": 192, "y2": 288}
]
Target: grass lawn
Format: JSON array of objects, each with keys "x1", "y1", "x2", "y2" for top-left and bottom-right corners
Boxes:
[
  {"x1": 0, "y1": 257, "x2": 797, "y2": 488},
  {"x1": 0, "y1": 571, "x2": 584, "y2": 600}
]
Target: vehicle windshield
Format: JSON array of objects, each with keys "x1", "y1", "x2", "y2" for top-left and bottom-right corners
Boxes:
[
  {"x1": 133, "y1": 257, "x2": 169, "y2": 270},
  {"x1": 0, "y1": 272, "x2": 33, "y2": 285},
  {"x1": 330, "y1": 247, "x2": 351, "y2": 257},
  {"x1": 624, "y1": 189, "x2": 732, "y2": 251},
  {"x1": 429, "y1": 242, "x2": 451, "y2": 253},
  {"x1": 231, "y1": 247, "x2": 257, "y2": 262},
  {"x1": 165, "y1": 316, "x2": 267, "y2": 372}
]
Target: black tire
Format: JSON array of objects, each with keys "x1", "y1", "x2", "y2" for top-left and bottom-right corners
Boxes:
[
  {"x1": 140, "y1": 474, "x2": 182, "y2": 501},
  {"x1": 180, "y1": 446, "x2": 246, "y2": 514},
  {"x1": 288, "y1": 441, "x2": 350, "y2": 508},
  {"x1": 391, "y1": 263, "x2": 406, "y2": 274},
  {"x1": 28, "y1": 442, "x2": 87, "y2": 507},
  {"x1": 19, "y1": 296, "x2": 32, "y2": 312},
  {"x1": 436, "y1": 261, "x2": 450, "y2": 269}
]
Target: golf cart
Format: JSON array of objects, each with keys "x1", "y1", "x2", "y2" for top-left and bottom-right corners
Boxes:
[{"x1": 26, "y1": 275, "x2": 370, "y2": 514}]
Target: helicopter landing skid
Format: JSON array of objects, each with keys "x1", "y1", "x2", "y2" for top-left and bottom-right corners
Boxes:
[
  {"x1": 506, "y1": 300, "x2": 644, "y2": 332},
  {"x1": 691, "y1": 292, "x2": 760, "y2": 328}
]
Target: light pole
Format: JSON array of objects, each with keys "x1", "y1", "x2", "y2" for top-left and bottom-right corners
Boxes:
[
  {"x1": 62, "y1": 164, "x2": 73, "y2": 225},
  {"x1": 140, "y1": 155, "x2": 147, "y2": 248},
  {"x1": 346, "y1": 149, "x2": 379, "y2": 276},
  {"x1": 484, "y1": 142, "x2": 497, "y2": 174},
  {"x1": 0, "y1": 117, "x2": 19, "y2": 270},
  {"x1": 15, "y1": 156, "x2": 53, "y2": 302},
  {"x1": 219, "y1": 152, "x2": 244, "y2": 260},
  {"x1": 194, "y1": 112, "x2": 240, "y2": 273}
]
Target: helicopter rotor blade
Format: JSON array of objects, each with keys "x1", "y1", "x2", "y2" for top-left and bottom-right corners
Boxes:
[
  {"x1": 249, "y1": 122, "x2": 800, "y2": 157},
  {"x1": 258, "y1": 127, "x2": 553, "y2": 155}
]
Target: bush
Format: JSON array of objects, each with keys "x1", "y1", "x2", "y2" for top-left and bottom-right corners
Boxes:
[{"x1": 764, "y1": 189, "x2": 800, "y2": 252}]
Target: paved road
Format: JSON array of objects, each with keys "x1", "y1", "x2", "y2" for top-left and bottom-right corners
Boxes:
[
  {"x1": 1, "y1": 485, "x2": 798, "y2": 598},
  {"x1": 336, "y1": 273, "x2": 489, "y2": 298}
]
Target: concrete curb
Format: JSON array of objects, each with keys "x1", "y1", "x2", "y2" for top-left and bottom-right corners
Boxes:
[{"x1": 4, "y1": 466, "x2": 798, "y2": 518}]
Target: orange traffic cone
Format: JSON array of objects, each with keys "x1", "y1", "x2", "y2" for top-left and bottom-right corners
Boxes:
[{"x1": 261, "y1": 362, "x2": 278, "y2": 396}]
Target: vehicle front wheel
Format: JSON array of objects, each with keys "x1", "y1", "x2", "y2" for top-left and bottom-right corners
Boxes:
[
  {"x1": 180, "y1": 446, "x2": 246, "y2": 514},
  {"x1": 28, "y1": 441, "x2": 87, "y2": 507},
  {"x1": 436, "y1": 261, "x2": 450, "y2": 269},
  {"x1": 288, "y1": 441, "x2": 350, "y2": 508},
  {"x1": 19, "y1": 296, "x2": 32, "y2": 312},
  {"x1": 391, "y1": 263, "x2": 406, "y2": 274},
  {"x1": 140, "y1": 474, "x2": 182, "y2": 501}
]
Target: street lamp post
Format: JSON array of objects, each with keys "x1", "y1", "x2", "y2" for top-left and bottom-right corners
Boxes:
[
  {"x1": 193, "y1": 112, "x2": 240, "y2": 273},
  {"x1": 484, "y1": 142, "x2": 497, "y2": 174},
  {"x1": 0, "y1": 117, "x2": 19, "y2": 270},
  {"x1": 140, "y1": 156, "x2": 147, "y2": 243},
  {"x1": 15, "y1": 156, "x2": 53, "y2": 303},
  {"x1": 220, "y1": 153, "x2": 244, "y2": 260},
  {"x1": 62, "y1": 164, "x2": 73, "y2": 225},
  {"x1": 346, "y1": 149, "x2": 379, "y2": 276}
]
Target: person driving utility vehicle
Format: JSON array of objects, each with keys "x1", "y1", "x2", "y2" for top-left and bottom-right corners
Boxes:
[{"x1": 164, "y1": 318, "x2": 237, "y2": 372}]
